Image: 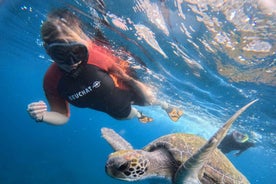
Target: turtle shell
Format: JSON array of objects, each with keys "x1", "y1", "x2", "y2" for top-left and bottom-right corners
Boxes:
[{"x1": 143, "y1": 133, "x2": 249, "y2": 184}]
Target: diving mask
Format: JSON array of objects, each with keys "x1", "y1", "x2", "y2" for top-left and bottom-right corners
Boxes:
[{"x1": 45, "y1": 42, "x2": 88, "y2": 65}]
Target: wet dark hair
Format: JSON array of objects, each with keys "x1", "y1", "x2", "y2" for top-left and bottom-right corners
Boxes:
[
  {"x1": 41, "y1": 21, "x2": 59, "y2": 44},
  {"x1": 41, "y1": 8, "x2": 88, "y2": 45},
  {"x1": 47, "y1": 8, "x2": 80, "y2": 26}
]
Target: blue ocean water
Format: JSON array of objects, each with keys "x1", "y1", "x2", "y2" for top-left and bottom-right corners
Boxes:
[{"x1": 0, "y1": 0, "x2": 275, "y2": 183}]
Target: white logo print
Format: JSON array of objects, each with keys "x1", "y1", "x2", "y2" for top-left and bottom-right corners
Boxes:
[
  {"x1": 68, "y1": 80, "x2": 101, "y2": 101},
  {"x1": 92, "y1": 81, "x2": 101, "y2": 88}
]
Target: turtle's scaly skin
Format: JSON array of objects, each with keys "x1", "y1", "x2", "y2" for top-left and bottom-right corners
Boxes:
[{"x1": 144, "y1": 133, "x2": 249, "y2": 183}]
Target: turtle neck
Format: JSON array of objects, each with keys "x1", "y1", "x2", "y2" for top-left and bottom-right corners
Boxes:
[{"x1": 145, "y1": 149, "x2": 179, "y2": 179}]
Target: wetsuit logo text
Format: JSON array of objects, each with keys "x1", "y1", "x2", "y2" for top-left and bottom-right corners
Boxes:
[{"x1": 68, "y1": 81, "x2": 101, "y2": 101}]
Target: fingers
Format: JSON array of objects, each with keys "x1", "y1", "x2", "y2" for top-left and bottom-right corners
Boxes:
[
  {"x1": 27, "y1": 104, "x2": 47, "y2": 112},
  {"x1": 27, "y1": 101, "x2": 46, "y2": 109},
  {"x1": 29, "y1": 108, "x2": 46, "y2": 116},
  {"x1": 29, "y1": 111, "x2": 44, "y2": 121},
  {"x1": 27, "y1": 101, "x2": 47, "y2": 121}
]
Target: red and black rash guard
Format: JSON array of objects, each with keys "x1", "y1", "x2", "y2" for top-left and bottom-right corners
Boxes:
[{"x1": 43, "y1": 42, "x2": 143, "y2": 119}]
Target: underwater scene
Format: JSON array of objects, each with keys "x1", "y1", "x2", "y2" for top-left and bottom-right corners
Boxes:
[{"x1": 0, "y1": 0, "x2": 275, "y2": 183}]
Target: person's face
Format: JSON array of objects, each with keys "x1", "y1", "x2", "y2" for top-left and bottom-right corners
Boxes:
[{"x1": 45, "y1": 42, "x2": 88, "y2": 72}]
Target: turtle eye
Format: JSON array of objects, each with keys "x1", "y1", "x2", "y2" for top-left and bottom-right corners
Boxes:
[{"x1": 118, "y1": 162, "x2": 129, "y2": 171}]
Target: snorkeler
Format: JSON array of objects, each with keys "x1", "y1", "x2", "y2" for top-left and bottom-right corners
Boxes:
[
  {"x1": 26, "y1": 8, "x2": 183, "y2": 125},
  {"x1": 218, "y1": 130, "x2": 255, "y2": 156}
]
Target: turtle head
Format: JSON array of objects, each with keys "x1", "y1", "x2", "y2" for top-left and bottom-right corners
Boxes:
[{"x1": 105, "y1": 150, "x2": 150, "y2": 181}]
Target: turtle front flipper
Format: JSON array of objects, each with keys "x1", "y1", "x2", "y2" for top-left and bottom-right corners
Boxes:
[
  {"x1": 101, "y1": 127, "x2": 133, "y2": 151},
  {"x1": 173, "y1": 99, "x2": 258, "y2": 184}
]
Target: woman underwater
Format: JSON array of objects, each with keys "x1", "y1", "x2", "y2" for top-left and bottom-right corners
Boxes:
[{"x1": 27, "y1": 8, "x2": 183, "y2": 125}]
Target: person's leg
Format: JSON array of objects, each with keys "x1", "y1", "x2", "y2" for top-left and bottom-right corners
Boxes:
[
  {"x1": 154, "y1": 100, "x2": 184, "y2": 122},
  {"x1": 129, "y1": 83, "x2": 183, "y2": 122},
  {"x1": 125, "y1": 107, "x2": 153, "y2": 123}
]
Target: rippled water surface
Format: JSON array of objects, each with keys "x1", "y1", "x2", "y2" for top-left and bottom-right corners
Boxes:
[{"x1": 0, "y1": 0, "x2": 275, "y2": 183}]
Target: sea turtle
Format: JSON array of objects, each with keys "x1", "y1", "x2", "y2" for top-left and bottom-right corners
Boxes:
[{"x1": 102, "y1": 100, "x2": 258, "y2": 184}]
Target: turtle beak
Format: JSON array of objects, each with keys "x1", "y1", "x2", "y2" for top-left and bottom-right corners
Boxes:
[
  {"x1": 105, "y1": 157, "x2": 133, "y2": 181},
  {"x1": 105, "y1": 161, "x2": 111, "y2": 174},
  {"x1": 105, "y1": 159, "x2": 116, "y2": 177},
  {"x1": 105, "y1": 159, "x2": 123, "y2": 180}
]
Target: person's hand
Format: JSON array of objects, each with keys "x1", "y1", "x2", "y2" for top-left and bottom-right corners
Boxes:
[{"x1": 27, "y1": 101, "x2": 47, "y2": 122}]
